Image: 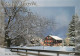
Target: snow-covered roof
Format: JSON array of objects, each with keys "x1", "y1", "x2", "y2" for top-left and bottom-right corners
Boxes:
[{"x1": 49, "y1": 35, "x2": 63, "y2": 40}]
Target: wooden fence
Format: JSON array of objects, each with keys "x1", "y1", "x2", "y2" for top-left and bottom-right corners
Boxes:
[{"x1": 8, "y1": 47, "x2": 80, "y2": 56}]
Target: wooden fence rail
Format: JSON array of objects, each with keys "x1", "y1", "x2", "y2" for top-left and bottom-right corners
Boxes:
[{"x1": 8, "y1": 47, "x2": 80, "y2": 56}]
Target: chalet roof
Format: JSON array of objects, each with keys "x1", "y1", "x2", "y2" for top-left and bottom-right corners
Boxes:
[{"x1": 49, "y1": 35, "x2": 63, "y2": 40}]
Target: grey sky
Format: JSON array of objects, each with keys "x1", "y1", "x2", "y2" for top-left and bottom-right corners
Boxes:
[
  {"x1": 29, "y1": 0, "x2": 79, "y2": 38},
  {"x1": 30, "y1": 7, "x2": 75, "y2": 38},
  {"x1": 29, "y1": 0, "x2": 80, "y2": 16},
  {"x1": 4, "y1": 0, "x2": 79, "y2": 38}
]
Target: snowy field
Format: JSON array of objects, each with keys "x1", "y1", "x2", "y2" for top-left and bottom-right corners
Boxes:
[
  {"x1": 0, "y1": 46, "x2": 79, "y2": 56},
  {"x1": 10, "y1": 46, "x2": 80, "y2": 56},
  {"x1": 0, "y1": 47, "x2": 19, "y2": 56},
  {"x1": 23, "y1": 46, "x2": 74, "y2": 51}
]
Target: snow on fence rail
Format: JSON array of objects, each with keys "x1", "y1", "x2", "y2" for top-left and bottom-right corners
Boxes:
[{"x1": 8, "y1": 47, "x2": 80, "y2": 56}]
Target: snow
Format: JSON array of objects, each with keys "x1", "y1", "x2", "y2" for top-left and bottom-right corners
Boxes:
[
  {"x1": 49, "y1": 35, "x2": 63, "y2": 40},
  {"x1": 11, "y1": 46, "x2": 80, "y2": 56},
  {"x1": 12, "y1": 46, "x2": 74, "y2": 51},
  {"x1": 0, "y1": 47, "x2": 19, "y2": 56},
  {"x1": 1, "y1": 46, "x2": 79, "y2": 56}
]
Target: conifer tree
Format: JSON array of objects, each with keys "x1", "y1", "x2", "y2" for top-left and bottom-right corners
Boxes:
[
  {"x1": 68, "y1": 14, "x2": 79, "y2": 45},
  {"x1": 75, "y1": 16, "x2": 80, "y2": 50}
]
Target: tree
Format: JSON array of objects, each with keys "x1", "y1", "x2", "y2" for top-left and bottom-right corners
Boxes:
[
  {"x1": 9, "y1": 12, "x2": 55, "y2": 46},
  {"x1": 0, "y1": 0, "x2": 5, "y2": 47},
  {"x1": 1, "y1": 0, "x2": 29, "y2": 47},
  {"x1": 1, "y1": 0, "x2": 55, "y2": 46},
  {"x1": 75, "y1": 17, "x2": 80, "y2": 51},
  {"x1": 68, "y1": 14, "x2": 80, "y2": 51},
  {"x1": 68, "y1": 14, "x2": 79, "y2": 46}
]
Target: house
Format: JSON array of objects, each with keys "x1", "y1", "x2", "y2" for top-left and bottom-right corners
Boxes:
[
  {"x1": 30, "y1": 37, "x2": 42, "y2": 46},
  {"x1": 64, "y1": 37, "x2": 70, "y2": 46},
  {"x1": 44, "y1": 35, "x2": 63, "y2": 46},
  {"x1": 64, "y1": 37, "x2": 75, "y2": 46}
]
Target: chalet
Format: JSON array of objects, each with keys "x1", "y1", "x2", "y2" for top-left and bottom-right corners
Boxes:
[{"x1": 44, "y1": 35, "x2": 63, "y2": 46}]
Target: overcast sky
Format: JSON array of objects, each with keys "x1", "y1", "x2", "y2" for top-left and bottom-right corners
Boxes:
[
  {"x1": 30, "y1": 0, "x2": 80, "y2": 15},
  {"x1": 29, "y1": 0, "x2": 80, "y2": 38},
  {"x1": 29, "y1": 7, "x2": 75, "y2": 38},
  {"x1": 28, "y1": 0, "x2": 80, "y2": 38},
  {"x1": 5, "y1": 0, "x2": 79, "y2": 38}
]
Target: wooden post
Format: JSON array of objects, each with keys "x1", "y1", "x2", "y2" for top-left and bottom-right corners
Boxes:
[
  {"x1": 57, "y1": 52, "x2": 59, "y2": 56},
  {"x1": 11, "y1": 49, "x2": 12, "y2": 51},
  {"x1": 26, "y1": 50, "x2": 27, "y2": 55},
  {"x1": 17, "y1": 49, "x2": 18, "y2": 54},
  {"x1": 38, "y1": 51, "x2": 40, "y2": 56}
]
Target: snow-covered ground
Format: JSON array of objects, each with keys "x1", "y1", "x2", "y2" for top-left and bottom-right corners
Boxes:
[
  {"x1": 0, "y1": 47, "x2": 19, "y2": 56},
  {"x1": 11, "y1": 46, "x2": 80, "y2": 56},
  {"x1": 11, "y1": 46, "x2": 75, "y2": 51},
  {"x1": 25, "y1": 46, "x2": 74, "y2": 51},
  {"x1": 0, "y1": 46, "x2": 79, "y2": 56}
]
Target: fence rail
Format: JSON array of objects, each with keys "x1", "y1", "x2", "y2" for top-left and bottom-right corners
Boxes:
[{"x1": 8, "y1": 47, "x2": 80, "y2": 56}]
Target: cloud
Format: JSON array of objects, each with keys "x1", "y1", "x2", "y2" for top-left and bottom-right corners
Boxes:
[
  {"x1": 29, "y1": 7, "x2": 75, "y2": 38},
  {"x1": 31, "y1": 0, "x2": 77, "y2": 7},
  {"x1": 31, "y1": 0, "x2": 80, "y2": 17},
  {"x1": 55, "y1": 12, "x2": 70, "y2": 30}
]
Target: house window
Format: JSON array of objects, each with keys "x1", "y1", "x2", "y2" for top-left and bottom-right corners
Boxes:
[
  {"x1": 47, "y1": 37, "x2": 48, "y2": 39},
  {"x1": 45, "y1": 40, "x2": 46, "y2": 42},
  {"x1": 49, "y1": 37, "x2": 51, "y2": 39}
]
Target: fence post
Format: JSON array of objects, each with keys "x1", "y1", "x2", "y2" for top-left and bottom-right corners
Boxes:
[
  {"x1": 38, "y1": 51, "x2": 40, "y2": 56},
  {"x1": 26, "y1": 50, "x2": 27, "y2": 55},
  {"x1": 11, "y1": 49, "x2": 12, "y2": 51},
  {"x1": 17, "y1": 49, "x2": 18, "y2": 54},
  {"x1": 57, "y1": 52, "x2": 59, "y2": 56}
]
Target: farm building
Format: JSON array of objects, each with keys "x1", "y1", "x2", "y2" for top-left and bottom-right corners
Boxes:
[{"x1": 44, "y1": 35, "x2": 63, "y2": 46}]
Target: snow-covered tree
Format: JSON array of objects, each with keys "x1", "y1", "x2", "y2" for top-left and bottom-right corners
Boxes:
[
  {"x1": 1, "y1": 0, "x2": 35, "y2": 47},
  {"x1": 68, "y1": 14, "x2": 79, "y2": 46},
  {"x1": 1, "y1": 0, "x2": 55, "y2": 46},
  {"x1": 0, "y1": 0, "x2": 5, "y2": 47},
  {"x1": 75, "y1": 17, "x2": 80, "y2": 51},
  {"x1": 68, "y1": 14, "x2": 80, "y2": 51},
  {"x1": 9, "y1": 12, "x2": 55, "y2": 46}
]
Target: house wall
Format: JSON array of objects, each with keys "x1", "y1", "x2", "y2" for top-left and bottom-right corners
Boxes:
[{"x1": 44, "y1": 36, "x2": 62, "y2": 46}]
